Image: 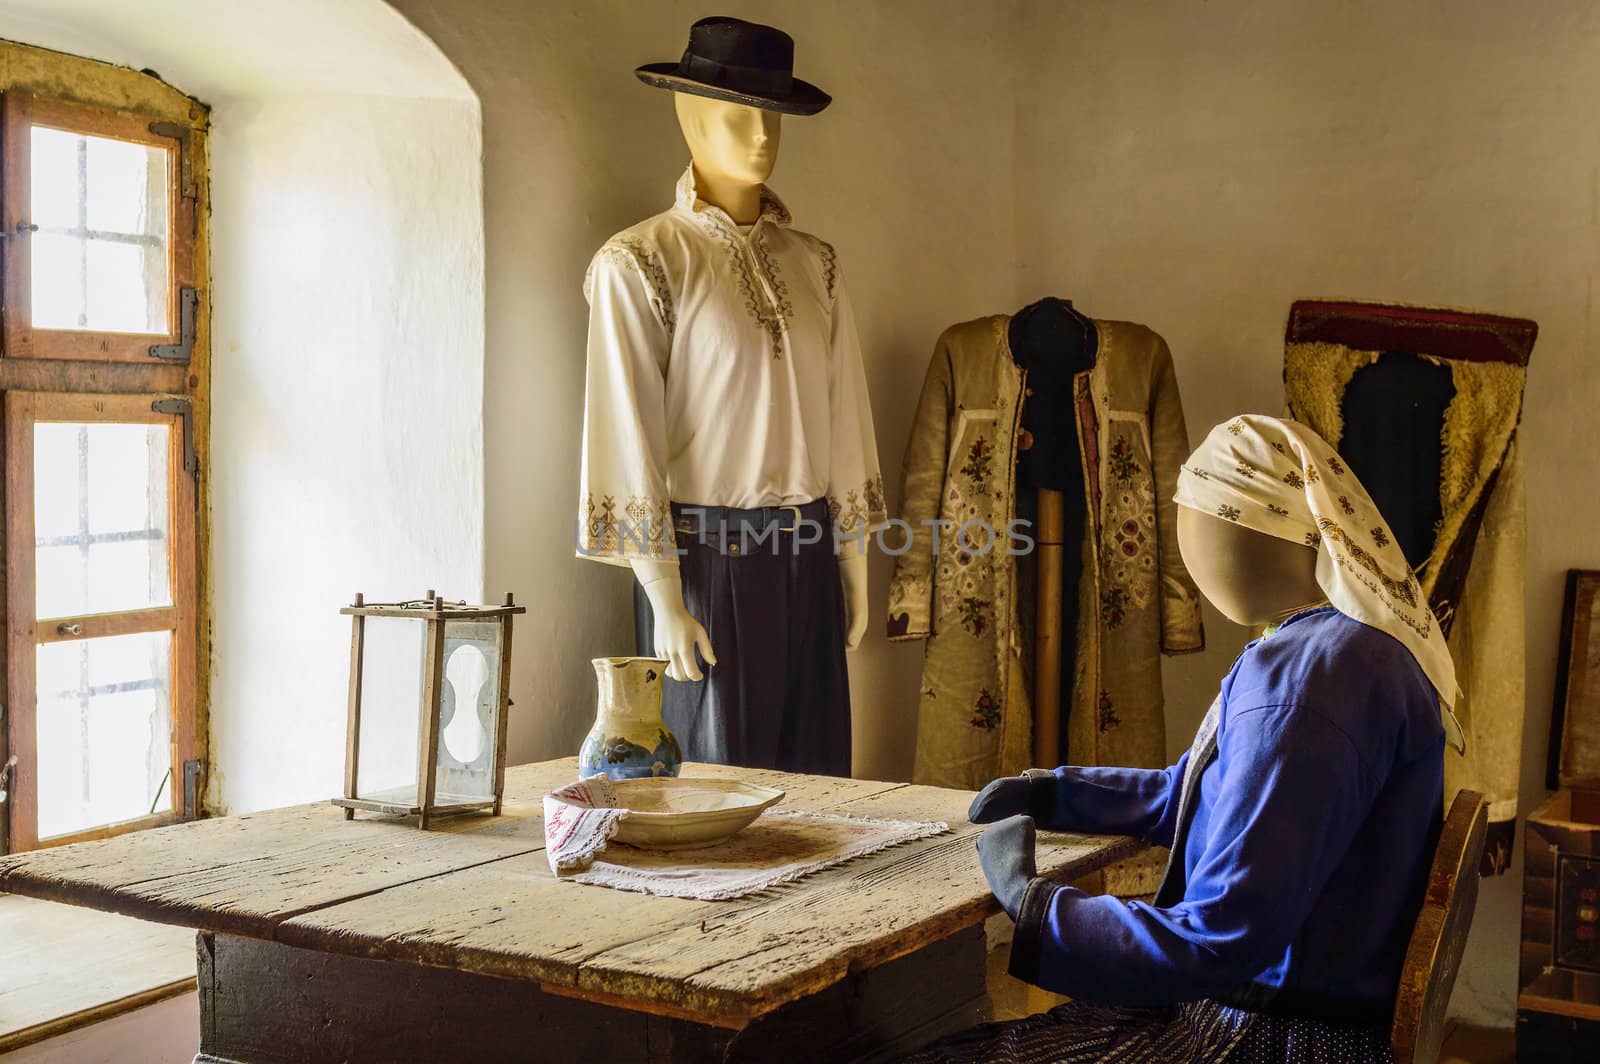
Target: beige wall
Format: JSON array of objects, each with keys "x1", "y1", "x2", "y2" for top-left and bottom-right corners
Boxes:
[
  {"x1": 387, "y1": 0, "x2": 1023, "y2": 779},
  {"x1": 1015, "y1": 0, "x2": 1600, "y2": 1026}
]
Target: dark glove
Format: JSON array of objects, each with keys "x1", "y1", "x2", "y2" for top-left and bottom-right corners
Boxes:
[
  {"x1": 968, "y1": 768, "x2": 1056, "y2": 824},
  {"x1": 977, "y1": 814, "x2": 1039, "y2": 921}
]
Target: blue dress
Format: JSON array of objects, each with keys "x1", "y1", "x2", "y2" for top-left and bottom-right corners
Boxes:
[{"x1": 909, "y1": 607, "x2": 1444, "y2": 1063}]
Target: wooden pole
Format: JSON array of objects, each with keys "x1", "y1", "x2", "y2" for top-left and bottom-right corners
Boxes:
[
  {"x1": 1034, "y1": 488, "x2": 1065, "y2": 767},
  {"x1": 416, "y1": 614, "x2": 446, "y2": 829},
  {"x1": 491, "y1": 594, "x2": 515, "y2": 816},
  {"x1": 343, "y1": 593, "x2": 365, "y2": 820}
]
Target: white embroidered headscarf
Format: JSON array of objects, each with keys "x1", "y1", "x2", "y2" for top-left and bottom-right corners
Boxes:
[{"x1": 1173, "y1": 414, "x2": 1464, "y2": 753}]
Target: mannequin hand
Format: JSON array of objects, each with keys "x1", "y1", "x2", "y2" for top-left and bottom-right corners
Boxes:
[
  {"x1": 977, "y1": 815, "x2": 1039, "y2": 921},
  {"x1": 968, "y1": 768, "x2": 1057, "y2": 824},
  {"x1": 838, "y1": 550, "x2": 869, "y2": 651},
  {"x1": 633, "y1": 565, "x2": 716, "y2": 682}
]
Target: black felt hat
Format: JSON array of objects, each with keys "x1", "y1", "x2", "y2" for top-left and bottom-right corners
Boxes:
[{"x1": 636, "y1": 16, "x2": 831, "y2": 116}]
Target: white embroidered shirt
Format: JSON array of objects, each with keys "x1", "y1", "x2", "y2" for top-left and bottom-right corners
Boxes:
[{"x1": 578, "y1": 166, "x2": 886, "y2": 565}]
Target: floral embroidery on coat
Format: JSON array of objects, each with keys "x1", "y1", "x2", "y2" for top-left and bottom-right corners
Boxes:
[
  {"x1": 1101, "y1": 586, "x2": 1131, "y2": 629},
  {"x1": 1100, "y1": 421, "x2": 1160, "y2": 616},
  {"x1": 957, "y1": 596, "x2": 993, "y2": 637},
  {"x1": 1096, "y1": 690, "x2": 1121, "y2": 732},
  {"x1": 1108, "y1": 436, "x2": 1140, "y2": 483},
  {"x1": 970, "y1": 688, "x2": 1000, "y2": 730},
  {"x1": 960, "y1": 435, "x2": 995, "y2": 494}
]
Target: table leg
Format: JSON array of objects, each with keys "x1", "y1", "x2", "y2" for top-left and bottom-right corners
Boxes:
[{"x1": 193, "y1": 925, "x2": 989, "y2": 1064}]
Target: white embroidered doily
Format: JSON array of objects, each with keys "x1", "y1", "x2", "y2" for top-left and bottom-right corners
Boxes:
[{"x1": 542, "y1": 776, "x2": 948, "y2": 901}]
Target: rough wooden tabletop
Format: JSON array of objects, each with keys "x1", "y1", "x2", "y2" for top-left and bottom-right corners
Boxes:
[{"x1": 0, "y1": 759, "x2": 1142, "y2": 1027}]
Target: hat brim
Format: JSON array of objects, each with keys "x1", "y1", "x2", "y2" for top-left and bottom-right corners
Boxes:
[{"x1": 635, "y1": 64, "x2": 831, "y2": 116}]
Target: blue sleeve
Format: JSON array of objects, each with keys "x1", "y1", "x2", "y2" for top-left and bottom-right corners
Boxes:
[
  {"x1": 1044, "y1": 758, "x2": 1186, "y2": 847},
  {"x1": 1015, "y1": 702, "x2": 1379, "y2": 1004}
]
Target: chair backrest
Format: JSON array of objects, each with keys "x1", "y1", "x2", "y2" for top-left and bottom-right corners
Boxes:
[{"x1": 1390, "y1": 788, "x2": 1488, "y2": 1064}]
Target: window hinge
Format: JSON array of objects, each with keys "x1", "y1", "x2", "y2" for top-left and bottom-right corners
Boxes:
[
  {"x1": 182, "y1": 758, "x2": 202, "y2": 820},
  {"x1": 152, "y1": 397, "x2": 199, "y2": 508},
  {"x1": 148, "y1": 286, "x2": 198, "y2": 362}
]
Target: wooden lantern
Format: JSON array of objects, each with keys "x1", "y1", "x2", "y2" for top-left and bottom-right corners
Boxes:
[{"x1": 331, "y1": 591, "x2": 525, "y2": 828}]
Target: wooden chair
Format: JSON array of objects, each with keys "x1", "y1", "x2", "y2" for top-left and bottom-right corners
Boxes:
[{"x1": 1391, "y1": 789, "x2": 1489, "y2": 1064}]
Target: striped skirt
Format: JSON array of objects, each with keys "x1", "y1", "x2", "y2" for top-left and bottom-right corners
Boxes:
[{"x1": 901, "y1": 998, "x2": 1395, "y2": 1063}]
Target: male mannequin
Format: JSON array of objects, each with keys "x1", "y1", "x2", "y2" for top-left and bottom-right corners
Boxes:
[
  {"x1": 631, "y1": 92, "x2": 871, "y2": 681},
  {"x1": 579, "y1": 17, "x2": 885, "y2": 775}
]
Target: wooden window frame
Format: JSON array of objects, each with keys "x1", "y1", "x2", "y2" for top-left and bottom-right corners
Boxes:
[
  {"x1": 4, "y1": 391, "x2": 199, "y2": 851},
  {"x1": 0, "y1": 79, "x2": 207, "y2": 856},
  {"x1": 1, "y1": 92, "x2": 195, "y2": 364}
]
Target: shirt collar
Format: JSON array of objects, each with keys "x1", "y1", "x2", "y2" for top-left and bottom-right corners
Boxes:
[{"x1": 674, "y1": 165, "x2": 792, "y2": 229}]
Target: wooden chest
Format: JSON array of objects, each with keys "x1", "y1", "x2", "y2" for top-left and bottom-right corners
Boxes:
[{"x1": 1519, "y1": 571, "x2": 1600, "y2": 1061}]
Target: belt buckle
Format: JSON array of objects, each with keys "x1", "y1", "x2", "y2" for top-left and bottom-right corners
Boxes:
[{"x1": 777, "y1": 504, "x2": 803, "y2": 530}]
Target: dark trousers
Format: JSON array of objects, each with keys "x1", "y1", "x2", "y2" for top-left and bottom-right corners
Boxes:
[{"x1": 634, "y1": 498, "x2": 852, "y2": 776}]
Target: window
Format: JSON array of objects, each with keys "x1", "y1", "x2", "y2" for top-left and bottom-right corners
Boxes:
[
  {"x1": 3, "y1": 93, "x2": 196, "y2": 363},
  {"x1": 1, "y1": 88, "x2": 206, "y2": 854}
]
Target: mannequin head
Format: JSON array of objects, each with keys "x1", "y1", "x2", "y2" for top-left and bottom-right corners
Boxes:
[
  {"x1": 675, "y1": 92, "x2": 781, "y2": 221},
  {"x1": 1176, "y1": 507, "x2": 1324, "y2": 627}
]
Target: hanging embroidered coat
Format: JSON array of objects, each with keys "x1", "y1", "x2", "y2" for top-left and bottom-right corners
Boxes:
[
  {"x1": 887, "y1": 315, "x2": 1205, "y2": 805},
  {"x1": 1283, "y1": 299, "x2": 1536, "y2": 874}
]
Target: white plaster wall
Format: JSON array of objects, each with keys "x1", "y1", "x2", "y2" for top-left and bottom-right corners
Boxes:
[
  {"x1": 386, "y1": 0, "x2": 1023, "y2": 780},
  {"x1": 207, "y1": 92, "x2": 484, "y2": 812},
  {"x1": 1013, "y1": 0, "x2": 1600, "y2": 1027}
]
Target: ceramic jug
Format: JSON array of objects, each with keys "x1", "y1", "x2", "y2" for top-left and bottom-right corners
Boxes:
[{"x1": 578, "y1": 657, "x2": 683, "y2": 780}]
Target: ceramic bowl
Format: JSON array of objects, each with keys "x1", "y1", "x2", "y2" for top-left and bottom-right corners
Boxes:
[{"x1": 610, "y1": 777, "x2": 785, "y2": 851}]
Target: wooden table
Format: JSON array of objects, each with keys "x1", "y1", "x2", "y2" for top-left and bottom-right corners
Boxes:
[{"x1": 0, "y1": 759, "x2": 1141, "y2": 1063}]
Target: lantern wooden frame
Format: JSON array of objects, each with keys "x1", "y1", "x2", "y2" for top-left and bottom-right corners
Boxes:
[{"x1": 332, "y1": 591, "x2": 524, "y2": 828}]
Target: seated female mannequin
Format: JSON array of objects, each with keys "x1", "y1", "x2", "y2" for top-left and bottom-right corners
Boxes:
[{"x1": 910, "y1": 414, "x2": 1463, "y2": 1064}]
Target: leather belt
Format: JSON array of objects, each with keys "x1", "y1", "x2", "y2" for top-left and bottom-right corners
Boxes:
[{"x1": 673, "y1": 502, "x2": 815, "y2": 535}]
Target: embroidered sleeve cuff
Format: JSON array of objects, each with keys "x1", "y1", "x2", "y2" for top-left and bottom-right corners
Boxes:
[
  {"x1": 886, "y1": 618, "x2": 930, "y2": 641},
  {"x1": 578, "y1": 494, "x2": 678, "y2": 565},
  {"x1": 1161, "y1": 600, "x2": 1206, "y2": 655},
  {"x1": 1007, "y1": 877, "x2": 1060, "y2": 987},
  {"x1": 827, "y1": 474, "x2": 888, "y2": 536},
  {"x1": 886, "y1": 573, "x2": 932, "y2": 640},
  {"x1": 1162, "y1": 631, "x2": 1207, "y2": 655}
]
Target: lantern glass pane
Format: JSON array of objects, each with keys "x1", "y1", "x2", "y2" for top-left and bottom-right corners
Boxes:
[
  {"x1": 354, "y1": 615, "x2": 424, "y2": 809},
  {"x1": 435, "y1": 619, "x2": 503, "y2": 806}
]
